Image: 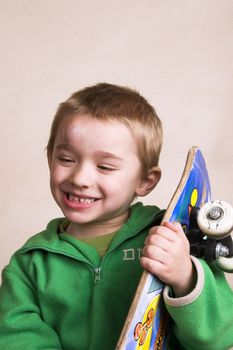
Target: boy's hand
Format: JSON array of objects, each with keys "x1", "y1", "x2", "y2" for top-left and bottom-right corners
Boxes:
[{"x1": 141, "y1": 221, "x2": 196, "y2": 297}]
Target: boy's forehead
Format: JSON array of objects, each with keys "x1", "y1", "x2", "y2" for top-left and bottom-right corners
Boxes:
[
  {"x1": 55, "y1": 114, "x2": 138, "y2": 152},
  {"x1": 56, "y1": 114, "x2": 130, "y2": 140}
]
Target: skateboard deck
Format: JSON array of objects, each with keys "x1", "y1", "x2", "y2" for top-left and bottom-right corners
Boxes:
[{"x1": 116, "y1": 146, "x2": 211, "y2": 350}]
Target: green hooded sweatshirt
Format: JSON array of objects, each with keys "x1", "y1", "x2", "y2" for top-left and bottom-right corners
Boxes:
[{"x1": 0, "y1": 203, "x2": 232, "y2": 350}]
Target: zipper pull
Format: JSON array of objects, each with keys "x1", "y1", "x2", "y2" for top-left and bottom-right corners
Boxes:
[{"x1": 94, "y1": 267, "x2": 102, "y2": 284}]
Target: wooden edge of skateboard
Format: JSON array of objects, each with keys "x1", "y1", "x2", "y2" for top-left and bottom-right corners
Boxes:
[
  {"x1": 116, "y1": 270, "x2": 150, "y2": 349},
  {"x1": 116, "y1": 146, "x2": 199, "y2": 349},
  {"x1": 162, "y1": 146, "x2": 198, "y2": 223}
]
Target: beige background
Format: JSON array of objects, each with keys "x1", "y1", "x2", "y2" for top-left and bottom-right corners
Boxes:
[{"x1": 0, "y1": 0, "x2": 233, "y2": 295}]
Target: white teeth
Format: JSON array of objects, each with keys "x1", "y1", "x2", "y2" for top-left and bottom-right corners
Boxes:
[
  {"x1": 79, "y1": 198, "x2": 95, "y2": 204},
  {"x1": 68, "y1": 194, "x2": 95, "y2": 204}
]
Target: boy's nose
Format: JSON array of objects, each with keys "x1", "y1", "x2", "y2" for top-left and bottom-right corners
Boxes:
[{"x1": 70, "y1": 164, "x2": 94, "y2": 188}]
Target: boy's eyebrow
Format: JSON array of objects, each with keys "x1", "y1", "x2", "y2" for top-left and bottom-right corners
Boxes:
[
  {"x1": 55, "y1": 144, "x2": 74, "y2": 151},
  {"x1": 95, "y1": 151, "x2": 124, "y2": 161},
  {"x1": 55, "y1": 145, "x2": 123, "y2": 161}
]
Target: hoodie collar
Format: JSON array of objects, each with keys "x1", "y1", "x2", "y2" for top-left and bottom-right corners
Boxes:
[{"x1": 20, "y1": 202, "x2": 164, "y2": 261}]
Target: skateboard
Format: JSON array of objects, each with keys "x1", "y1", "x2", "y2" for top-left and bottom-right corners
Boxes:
[{"x1": 116, "y1": 146, "x2": 233, "y2": 350}]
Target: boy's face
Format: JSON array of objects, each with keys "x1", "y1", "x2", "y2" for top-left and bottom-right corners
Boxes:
[{"x1": 49, "y1": 114, "x2": 159, "y2": 236}]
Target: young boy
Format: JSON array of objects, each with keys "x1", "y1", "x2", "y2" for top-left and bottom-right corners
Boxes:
[{"x1": 0, "y1": 83, "x2": 232, "y2": 350}]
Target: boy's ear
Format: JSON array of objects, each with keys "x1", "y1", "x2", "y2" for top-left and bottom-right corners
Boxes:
[{"x1": 136, "y1": 166, "x2": 161, "y2": 197}]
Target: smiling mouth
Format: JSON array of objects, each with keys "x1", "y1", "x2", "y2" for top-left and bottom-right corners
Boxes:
[{"x1": 67, "y1": 193, "x2": 97, "y2": 204}]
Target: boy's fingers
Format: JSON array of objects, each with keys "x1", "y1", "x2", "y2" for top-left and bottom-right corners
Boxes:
[
  {"x1": 163, "y1": 221, "x2": 182, "y2": 232},
  {"x1": 140, "y1": 256, "x2": 163, "y2": 276},
  {"x1": 149, "y1": 222, "x2": 182, "y2": 235},
  {"x1": 148, "y1": 222, "x2": 184, "y2": 242},
  {"x1": 142, "y1": 244, "x2": 167, "y2": 262},
  {"x1": 146, "y1": 226, "x2": 175, "y2": 244},
  {"x1": 146, "y1": 222, "x2": 189, "y2": 251},
  {"x1": 163, "y1": 221, "x2": 190, "y2": 248}
]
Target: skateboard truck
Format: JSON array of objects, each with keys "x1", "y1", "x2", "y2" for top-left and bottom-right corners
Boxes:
[{"x1": 188, "y1": 200, "x2": 233, "y2": 272}]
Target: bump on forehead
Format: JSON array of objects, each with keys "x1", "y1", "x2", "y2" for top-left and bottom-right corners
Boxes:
[{"x1": 53, "y1": 114, "x2": 139, "y2": 162}]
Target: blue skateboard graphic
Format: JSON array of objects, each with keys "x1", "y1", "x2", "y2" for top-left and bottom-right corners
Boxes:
[{"x1": 117, "y1": 147, "x2": 211, "y2": 350}]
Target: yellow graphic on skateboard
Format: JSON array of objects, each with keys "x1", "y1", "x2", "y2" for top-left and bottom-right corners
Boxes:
[
  {"x1": 133, "y1": 295, "x2": 160, "y2": 349},
  {"x1": 116, "y1": 147, "x2": 212, "y2": 350},
  {"x1": 117, "y1": 147, "x2": 233, "y2": 350}
]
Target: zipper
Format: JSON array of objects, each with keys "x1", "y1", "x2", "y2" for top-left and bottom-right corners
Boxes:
[{"x1": 94, "y1": 267, "x2": 102, "y2": 284}]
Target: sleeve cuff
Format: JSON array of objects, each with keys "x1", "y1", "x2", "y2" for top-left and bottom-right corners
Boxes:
[{"x1": 163, "y1": 256, "x2": 205, "y2": 307}]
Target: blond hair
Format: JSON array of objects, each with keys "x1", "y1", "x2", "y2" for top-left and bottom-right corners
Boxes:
[{"x1": 47, "y1": 83, "x2": 163, "y2": 176}]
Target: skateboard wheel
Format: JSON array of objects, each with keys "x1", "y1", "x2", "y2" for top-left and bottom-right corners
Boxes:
[
  {"x1": 197, "y1": 200, "x2": 233, "y2": 238},
  {"x1": 216, "y1": 256, "x2": 233, "y2": 272}
]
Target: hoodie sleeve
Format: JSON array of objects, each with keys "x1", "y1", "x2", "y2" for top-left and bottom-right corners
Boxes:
[
  {"x1": 0, "y1": 266, "x2": 63, "y2": 350},
  {"x1": 163, "y1": 257, "x2": 233, "y2": 350}
]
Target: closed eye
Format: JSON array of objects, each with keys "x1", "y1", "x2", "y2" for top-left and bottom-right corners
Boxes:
[
  {"x1": 57, "y1": 156, "x2": 76, "y2": 164},
  {"x1": 98, "y1": 164, "x2": 116, "y2": 171}
]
